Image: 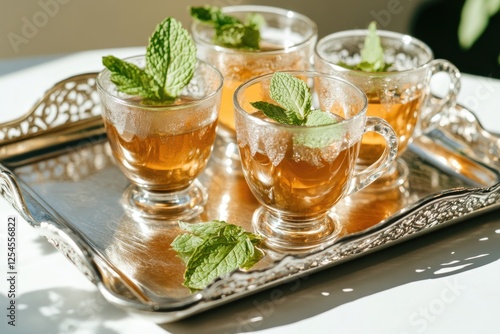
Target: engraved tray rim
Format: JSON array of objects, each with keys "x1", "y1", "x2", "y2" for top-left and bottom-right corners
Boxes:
[{"x1": 1, "y1": 72, "x2": 499, "y2": 323}]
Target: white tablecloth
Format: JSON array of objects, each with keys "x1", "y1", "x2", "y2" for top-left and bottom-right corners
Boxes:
[{"x1": 1, "y1": 48, "x2": 499, "y2": 334}]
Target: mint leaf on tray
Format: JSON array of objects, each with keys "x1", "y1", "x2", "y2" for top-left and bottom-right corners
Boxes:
[{"x1": 171, "y1": 220, "x2": 264, "y2": 291}]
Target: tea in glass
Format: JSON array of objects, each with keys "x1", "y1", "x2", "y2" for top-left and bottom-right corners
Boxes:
[
  {"x1": 234, "y1": 71, "x2": 398, "y2": 253},
  {"x1": 315, "y1": 28, "x2": 460, "y2": 189},
  {"x1": 97, "y1": 56, "x2": 223, "y2": 220},
  {"x1": 192, "y1": 5, "x2": 317, "y2": 170}
]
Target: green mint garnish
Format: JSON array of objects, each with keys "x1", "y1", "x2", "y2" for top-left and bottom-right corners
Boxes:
[
  {"x1": 250, "y1": 72, "x2": 342, "y2": 148},
  {"x1": 102, "y1": 56, "x2": 162, "y2": 101},
  {"x1": 171, "y1": 220, "x2": 263, "y2": 291},
  {"x1": 250, "y1": 72, "x2": 338, "y2": 127},
  {"x1": 190, "y1": 5, "x2": 263, "y2": 50},
  {"x1": 102, "y1": 17, "x2": 196, "y2": 103},
  {"x1": 339, "y1": 21, "x2": 391, "y2": 72}
]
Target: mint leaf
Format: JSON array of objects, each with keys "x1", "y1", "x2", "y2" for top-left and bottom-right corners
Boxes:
[
  {"x1": 246, "y1": 13, "x2": 265, "y2": 30},
  {"x1": 241, "y1": 246, "x2": 264, "y2": 270},
  {"x1": 295, "y1": 110, "x2": 343, "y2": 148},
  {"x1": 249, "y1": 101, "x2": 298, "y2": 125},
  {"x1": 171, "y1": 220, "x2": 264, "y2": 291},
  {"x1": 270, "y1": 72, "x2": 312, "y2": 122},
  {"x1": 252, "y1": 72, "x2": 332, "y2": 127},
  {"x1": 177, "y1": 220, "x2": 228, "y2": 237},
  {"x1": 146, "y1": 17, "x2": 197, "y2": 99},
  {"x1": 171, "y1": 220, "x2": 229, "y2": 262},
  {"x1": 215, "y1": 23, "x2": 247, "y2": 48},
  {"x1": 305, "y1": 109, "x2": 338, "y2": 126},
  {"x1": 359, "y1": 21, "x2": 386, "y2": 72},
  {"x1": 183, "y1": 235, "x2": 256, "y2": 290},
  {"x1": 250, "y1": 73, "x2": 341, "y2": 148},
  {"x1": 215, "y1": 23, "x2": 260, "y2": 50},
  {"x1": 189, "y1": 5, "x2": 240, "y2": 27},
  {"x1": 190, "y1": 5, "x2": 262, "y2": 50},
  {"x1": 102, "y1": 55, "x2": 161, "y2": 100},
  {"x1": 102, "y1": 17, "x2": 196, "y2": 102},
  {"x1": 338, "y1": 21, "x2": 391, "y2": 72},
  {"x1": 170, "y1": 233, "x2": 204, "y2": 263}
]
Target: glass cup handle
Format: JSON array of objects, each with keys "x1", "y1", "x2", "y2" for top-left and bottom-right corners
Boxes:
[
  {"x1": 419, "y1": 59, "x2": 461, "y2": 132},
  {"x1": 346, "y1": 116, "x2": 398, "y2": 195}
]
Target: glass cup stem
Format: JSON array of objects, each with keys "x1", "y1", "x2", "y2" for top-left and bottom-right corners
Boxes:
[
  {"x1": 252, "y1": 207, "x2": 341, "y2": 253},
  {"x1": 121, "y1": 180, "x2": 208, "y2": 221}
]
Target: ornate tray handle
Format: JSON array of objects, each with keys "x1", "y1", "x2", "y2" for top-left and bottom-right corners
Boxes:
[
  {"x1": 36, "y1": 222, "x2": 101, "y2": 284},
  {"x1": 0, "y1": 164, "x2": 101, "y2": 284},
  {"x1": 0, "y1": 72, "x2": 100, "y2": 143},
  {"x1": 0, "y1": 164, "x2": 31, "y2": 217},
  {"x1": 0, "y1": 72, "x2": 106, "y2": 284},
  {"x1": 0, "y1": 73, "x2": 104, "y2": 163},
  {"x1": 438, "y1": 103, "x2": 500, "y2": 169}
]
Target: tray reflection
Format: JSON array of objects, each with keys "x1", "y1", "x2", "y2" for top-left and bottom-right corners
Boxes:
[
  {"x1": 9, "y1": 133, "x2": 479, "y2": 296},
  {"x1": 1, "y1": 72, "x2": 499, "y2": 323}
]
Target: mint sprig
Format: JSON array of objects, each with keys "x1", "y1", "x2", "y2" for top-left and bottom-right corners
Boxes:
[
  {"x1": 102, "y1": 17, "x2": 196, "y2": 102},
  {"x1": 250, "y1": 72, "x2": 338, "y2": 127},
  {"x1": 250, "y1": 72, "x2": 342, "y2": 148},
  {"x1": 171, "y1": 220, "x2": 263, "y2": 291},
  {"x1": 102, "y1": 56, "x2": 162, "y2": 100},
  {"x1": 339, "y1": 21, "x2": 392, "y2": 72},
  {"x1": 190, "y1": 5, "x2": 263, "y2": 50}
]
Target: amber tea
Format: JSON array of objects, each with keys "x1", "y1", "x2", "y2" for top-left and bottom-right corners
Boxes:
[
  {"x1": 192, "y1": 6, "x2": 318, "y2": 170},
  {"x1": 192, "y1": 6, "x2": 317, "y2": 134},
  {"x1": 104, "y1": 118, "x2": 217, "y2": 191},
  {"x1": 315, "y1": 28, "x2": 461, "y2": 189},
  {"x1": 358, "y1": 91, "x2": 424, "y2": 164},
  {"x1": 214, "y1": 40, "x2": 312, "y2": 134},
  {"x1": 234, "y1": 71, "x2": 398, "y2": 253},
  {"x1": 97, "y1": 56, "x2": 223, "y2": 220},
  {"x1": 239, "y1": 128, "x2": 360, "y2": 218}
]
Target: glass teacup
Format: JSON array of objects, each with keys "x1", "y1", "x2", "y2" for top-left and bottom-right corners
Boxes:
[
  {"x1": 234, "y1": 71, "x2": 398, "y2": 253},
  {"x1": 315, "y1": 29, "x2": 461, "y2": 190},
  {"x1": 192, "y1": 5, "x2": 317, "y2": 172},
  {"x1": 96, "y1": 55, "x2": 223, "y2": 221}
]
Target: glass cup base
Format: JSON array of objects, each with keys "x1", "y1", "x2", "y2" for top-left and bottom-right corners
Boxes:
[
  {"x1": 121, "y1": 179, "x2": 208, "y2": 221},
  {"x1": 252, "y1": 207, "x2": 342, "y2": 254},
  {"x1": 361, "y1": 158, "x2": 410, "y2": 192}
]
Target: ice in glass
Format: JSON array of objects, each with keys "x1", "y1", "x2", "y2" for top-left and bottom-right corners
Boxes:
[
  {"x1": 315, "y1": 28, "x2": 461, "y2": 189},
  {"x1": 192, "y1": 5, "x2": 317, "y2": 169},
  {"x1": 234, "y1": 71, "x2": 398, "y2": 253},
  {"x1": 97, "y1": 56, "x2": 223, "y2": 220}
]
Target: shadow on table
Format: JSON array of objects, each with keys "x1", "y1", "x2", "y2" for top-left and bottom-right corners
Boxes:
[
  {"x1": 0, "y1": 287, "x2": 126, "y2": 334},
  {"x1": 32, "y1": 233, "x2": 61, "y2": 256},
  {"x1": 161, "y1": 209, "x2": 500, "y2": 334}
]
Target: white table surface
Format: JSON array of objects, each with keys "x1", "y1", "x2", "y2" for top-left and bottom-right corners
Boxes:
[{"x1": 1, "y1": 48, "x2": 499, "y2": 334}]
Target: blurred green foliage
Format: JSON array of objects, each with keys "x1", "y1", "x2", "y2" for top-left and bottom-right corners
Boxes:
[{"x1": 458, "y1": 0, "x2": 500, "y2": 65}]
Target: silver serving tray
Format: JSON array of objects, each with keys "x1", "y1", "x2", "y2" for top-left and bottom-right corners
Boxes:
[{"x1": 1, "y1": 73, "x2": 499, "y2": 323}]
